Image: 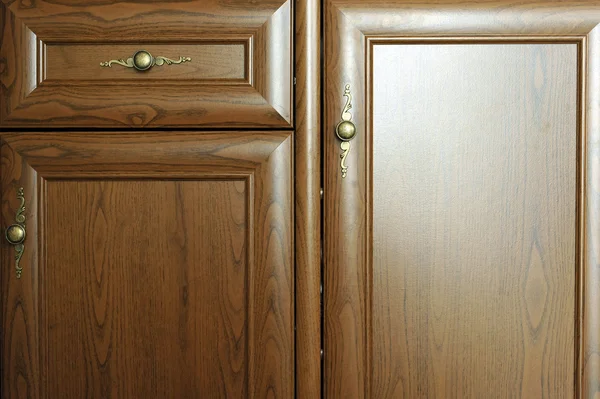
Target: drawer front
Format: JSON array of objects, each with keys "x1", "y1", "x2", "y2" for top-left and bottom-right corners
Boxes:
[{"x1": 0, "y1": 0, "x2": 292, "y2": 128}]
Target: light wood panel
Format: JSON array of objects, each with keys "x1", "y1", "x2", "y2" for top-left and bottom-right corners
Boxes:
[
  {"x1": 371, "y1": 43, "x2": 577, "y2": 398},
  {"x1": 1, "y1": 132, "x2": 294, "y2": 398}
]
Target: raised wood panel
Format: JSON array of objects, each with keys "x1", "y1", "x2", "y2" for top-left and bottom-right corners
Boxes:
[
  {"x1": 0, "y1": 0, "x2": 292, "y2": 128},
  {"x1": 1, "y1": 132, "x2": 294, "y2": 398},
  {"x1": 324, "y1": 1, "x2": 600, "y2": 398}
]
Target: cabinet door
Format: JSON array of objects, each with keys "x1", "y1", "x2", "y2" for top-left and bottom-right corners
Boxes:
[
  {"x1": 1, "y1": 132, "x2": 293, "y2": 398},
  {"x1": 324, "y1": 1, "x2": 600, "y2": 398},
  {"x1": 0, "y1": 0, "x2": 291, "y2": 128}
]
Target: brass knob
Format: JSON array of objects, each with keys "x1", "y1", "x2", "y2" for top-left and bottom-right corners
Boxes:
[
  {"x1": 132, "y1": 50, "x2": 154, "y2": 71},
  {"x1": 5, "y1": 224, "x2": 26, "y2": 245},
  {"x1": 336, "y1": 120, "x2": 357, "y2": 141}
]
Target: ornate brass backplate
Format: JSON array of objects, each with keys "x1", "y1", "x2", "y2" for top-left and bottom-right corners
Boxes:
[
  {"x1": 335, "y1": 84, "x2": 357, "y2": 178},
  {"x1": 4, "y1": 187, "x2": 26, "y2": 279},
  {"x1": 100, "y1": 50, "x2": 192, "y2": 71}
]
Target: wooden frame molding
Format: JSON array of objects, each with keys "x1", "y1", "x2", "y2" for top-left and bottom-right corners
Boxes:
[
  {"x1": 295, "y1": 0, "x2": 322, "y2": 397},
  {"x1": 324, "y1": 1, "x2": 600, "y2": 397}
]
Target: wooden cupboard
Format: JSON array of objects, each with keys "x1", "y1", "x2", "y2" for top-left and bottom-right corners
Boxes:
[
  {"x1": 2, "y1": 0, "x2": 600, "y2": 398},
  {"x1": 323, "y1": 1, "x2": 600, "y2": 398}
]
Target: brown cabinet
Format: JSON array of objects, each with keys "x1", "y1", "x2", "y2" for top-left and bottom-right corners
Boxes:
[
  {"x1": 1, "y1": 1, "x2": 320, "y2": 398},
  {"x1": 3, "y1": 0, "x2": 600, "y2": 398}
]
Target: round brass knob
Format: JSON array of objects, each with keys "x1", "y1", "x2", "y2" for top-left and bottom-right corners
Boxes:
[
  {"x1": 132, "y1": 50, "x2": 154, "y2": 71},
  {"x1": 5, "y1": 224, "x2": 25, "y2": 245},
  {"x1": 336, "y1": 120, "x2": 357, "y2": 141}
]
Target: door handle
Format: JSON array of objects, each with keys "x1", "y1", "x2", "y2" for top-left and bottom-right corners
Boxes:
[
  {"x1": 100, "y1": 50, "x2": 191, "y2": 71},
  {"x1": 4, "y1": 187, "x2": 26, "y2": 279},
  {"x1": 335, "y1": 84, "x2": 357, "y2": 178}
]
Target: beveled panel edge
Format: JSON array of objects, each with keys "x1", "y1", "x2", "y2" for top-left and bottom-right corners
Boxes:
[
  {"x1": 334, "y1": 0, "x2": 600, "y2": 36},
  {"x1": 295, "y1": 0, "x2": 322, "y2": 397},
  {"x1": 582, "y1": 24, "x2": 600, "y2": 399},
  {"x1": 4, "y1": 0, "x2": 290, "y2": 40},
  {"x1": 0, "y1": 132, "x2": 292, "y2": 173},
  {"x1": 254, "y1": 0, "x2": 294, "y2": 126},
  {"x1": 0, "y1": 1, "x2": 293, "y2": 128},
  {"x1": 0, "y1": 138, "x2": 41, "y2": 398},
  {"x1": 324, "y1": 2, "x2": 600, "y2": 398}
]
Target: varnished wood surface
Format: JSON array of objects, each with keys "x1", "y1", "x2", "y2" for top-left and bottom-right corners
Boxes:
[
  {"x1": 0, "y1": 0, "x2": 292, "y2": 128},
  {"x1": 47, "y1": 180, "x2": 248, "y2": 398},
  {"x1": 1, "y1": 132, "x2": 294, "y2": 398},
  {"x1": 46, "y1": 43, "x2": 247, "y2": 82},
  {"x1": 294, "y1": 0, "x2": 322, "y2": 397},
  {"x1": 372, "y1": 44, "x2": 577, "y2": 398},
  {"x1": 324, "y1": 2, "x2": 368, "y2": 396},
  {"x1": 331, "y1": 0, "x2": 600, "y2": 35},
  {"x1": 324, "y1": 1, "x2": 600, "y2": 398}
]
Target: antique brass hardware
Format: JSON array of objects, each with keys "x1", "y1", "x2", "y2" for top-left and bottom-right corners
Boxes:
[
  {"x1": 4, "y1": 187, "x2": 26, "y2": 279},
  {"x1": 100, "y1": 50, "x2": 191, "y2": 71},
  {"x1": 335, "y1": 84, "x2": 357, "y2": 178}
]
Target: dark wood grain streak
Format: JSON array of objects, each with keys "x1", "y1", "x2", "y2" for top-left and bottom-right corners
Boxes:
[
  {"x1": 295, "y1": 0, "x2": 322, "y2": 397},
  {"x1": 1, "y1": 132, "x2": 294, "y2": 398},
  {"x1": 324, "y1": 1, "x2": 600, "y2": 398},
  {"x1": 0, "y1": 0, "x2": 292, "y2": 128}
]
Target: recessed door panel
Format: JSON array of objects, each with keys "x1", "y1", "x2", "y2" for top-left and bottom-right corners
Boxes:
[{"x1": 371, "y1": 43, "x2": 577, "y2": 398}]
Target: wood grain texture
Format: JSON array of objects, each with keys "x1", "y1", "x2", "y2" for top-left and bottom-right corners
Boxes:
[
  {"x1": 46, "y1": 43, "x2": 248, "y2": 82},
  {"x1": 372, "y1": 43, "x2": 577, "y2": 398},
  {"x1": 1, "y1": 132, "x2": 294, "y2": 398},
  {"x1": 0, "y1": 0, "x2": 292, "y2": 128},
  {"x1": 0, "y1": 144, "x2": 40, "y2": 399},
  {"x1": 324, "y1": 1, "x2": 600, "y2": 398},
  {"x1": 46, "y1": 180, "x2": 248, "y2": 398},
  {"x1": 295, "y1": 0, "x2": 322, "y2": 397},
  {"x1": 324, "y1": 2, "x2": 368, "y2": 397}
]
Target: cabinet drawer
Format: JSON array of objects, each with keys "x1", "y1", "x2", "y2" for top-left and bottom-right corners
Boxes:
[{"x1": 0, "y1": 0, "x2": 292, "y2": 128}]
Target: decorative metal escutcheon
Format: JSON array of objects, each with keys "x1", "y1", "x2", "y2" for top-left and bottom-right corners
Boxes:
[
  {"x1": 4, "y1": 187, "x2": 26, "y2": 279},
  {"x1": 335, "y1": 84, "x2": 357, "y2": 178},
  {"x1": 100, "y1": 50, "x2": 191, "y2": 71}
]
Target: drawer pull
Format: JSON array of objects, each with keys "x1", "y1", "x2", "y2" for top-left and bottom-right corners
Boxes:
[
  {"x1": 335, "y1": 84, "x2": 357, "y2": 178},
  {"x1": 100, "y1": 50, "x2": 191, "y2": 71},
  {"x1": 4, "y1": 187, "x2": 26, "y2": 279}
]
